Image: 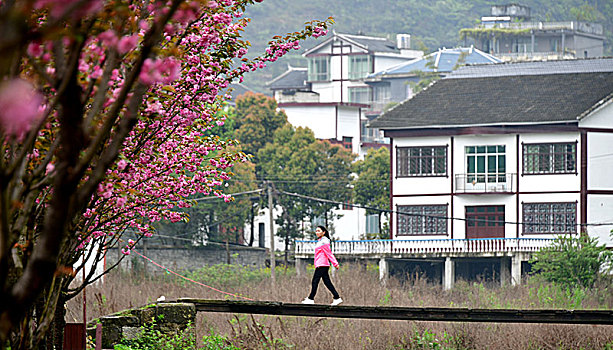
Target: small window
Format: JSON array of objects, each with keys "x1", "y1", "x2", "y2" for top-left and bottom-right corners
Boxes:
[
  {"x1": 348, "y1": 86, "x2": 370, "y2": 104},
  {"x1": 523, "y1": 202, "x2": 577, "y2": 234},
  {"x1": 397, "y1": 146, "x2": 447, "y2": 177},
  {"x1": 365, "y1": 214, "x2": 379, "y2": 233},
  {"x1": 308, "y1": 56, "x2": 330, "y2": 81},
  {"x1": 349, "y1": 55, "x2": 371, "y2": 80},
  {"x1": 342, "y1": 136, "x2": 352, "y2": 150},
  {"x1": 397, "y1": 205, "x2": 447, "y2": 236},
  {"x1": 523, "y1": 142, "x2": 576, "y2": 175}
]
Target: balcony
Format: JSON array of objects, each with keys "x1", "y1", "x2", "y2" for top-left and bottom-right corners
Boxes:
[
  {"x1": 480, "y1": 21, "x2": 604, "y2": 36},
  {"x1": 295, "y1": 238, "x2": 554, "y2": 257},
  {"x1": 454, "y1": 173, "x2": 516, "y2": 194}
]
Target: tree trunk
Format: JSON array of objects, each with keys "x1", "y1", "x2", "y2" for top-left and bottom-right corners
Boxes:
[{"x1": 248, "y1": 204, "x2": 255, "y2": 246}]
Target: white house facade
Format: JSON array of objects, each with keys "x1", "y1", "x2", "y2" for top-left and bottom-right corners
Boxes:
[
  {"x1": 266, "y1": 33, "x2": 422, "y2": 241},
  {"x1": 296, "y1": 58, "x2": 613, "y2": 288},
  {"x1": 268, "y1": 32, "x2": 423, "y2": 157}
]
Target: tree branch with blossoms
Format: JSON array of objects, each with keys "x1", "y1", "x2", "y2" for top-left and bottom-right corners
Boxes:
[{"x1": 0, "y1": 0, "x2": 331, "y2": 346}]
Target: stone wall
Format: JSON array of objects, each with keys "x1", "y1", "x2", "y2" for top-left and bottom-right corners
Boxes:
[
  {"x1": 106, "y1": 245, "x2": 268, "y2": 274},
  {"x1": 87, "y1": 302, "x2": 196, "y2": 349}
]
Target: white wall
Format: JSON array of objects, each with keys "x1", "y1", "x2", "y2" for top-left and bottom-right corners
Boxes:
[
  {"x1": 579, "y1": 101, "x2": 613, "y2": 129},
  {"x1": 337, "y1": 106, "x2": 361, "y2": 153},
  {"x1": 282, "y1": 105, "x2": 337, "y2": 140},
  {"x1": 588, "y1": 132, "x2": 613, "y2": 190},
  {"x1": 588, "y1": 195, "x2": 613, "y2": 247},
  {"x1": 519, "y1": 132, "x2": 581, "y2": 192}
]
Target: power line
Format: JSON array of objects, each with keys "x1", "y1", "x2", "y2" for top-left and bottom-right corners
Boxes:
[
  {"x1": 276, "y1": 189, "x2": 613, "y2": 228},
  {"x1": 192, "y1": 188, "x2": 263, "y2": 202}
]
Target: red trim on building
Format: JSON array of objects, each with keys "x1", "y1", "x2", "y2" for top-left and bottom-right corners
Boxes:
[
  {"x1": 384, "y1": 123, "x2": 579, "y2": 138},
  {"x1": 278, "y1": 102, "x2": 369, "y2": 108},
  {"x1": 581, "y1": 131, "x2": 588, "y2": 234}
]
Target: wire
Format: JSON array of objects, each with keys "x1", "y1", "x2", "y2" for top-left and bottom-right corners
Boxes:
[
  {"x1": 192, "y1": 188, "x2": 263, "y2": 201},
  {"x1": 276, "y1": 189, "x2": 613, "y2": 228},
  {"x1": 132, "y1": 250, "x2": 254, "y2": 301}
]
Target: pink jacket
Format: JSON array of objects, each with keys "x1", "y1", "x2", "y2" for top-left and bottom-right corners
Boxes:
[{"x1": 314, "y1": 237, "x2": 339, "y2": 268}]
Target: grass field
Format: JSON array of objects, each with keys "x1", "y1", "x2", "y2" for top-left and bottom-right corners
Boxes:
[{"x1": 68, "y1": 263, "x2": 613, "y2": 349}]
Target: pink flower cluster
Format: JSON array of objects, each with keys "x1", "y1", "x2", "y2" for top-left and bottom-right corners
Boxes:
[
  {"x1": 0, "y1": 79, "x2": 44, "y2": 139},
  {"x1": 43, "y1": 0, "x2": 333, "y2": 252},
  {"x1": 139, "y1": 58, "x2": 181, "y2": 85}
]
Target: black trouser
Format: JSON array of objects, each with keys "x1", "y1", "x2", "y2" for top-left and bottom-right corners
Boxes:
[{"x1": 308, "y1": 266, "x2": 340, "y2": 299}]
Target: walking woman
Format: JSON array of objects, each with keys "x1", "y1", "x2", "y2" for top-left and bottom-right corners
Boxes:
[{"x1": 302, "y1": 225, "x2": 343, "y2": 306}]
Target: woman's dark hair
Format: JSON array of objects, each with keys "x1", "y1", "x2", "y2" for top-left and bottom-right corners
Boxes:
[{"x1": 317, "y1": 225, "x2": 330, "y2": 239}]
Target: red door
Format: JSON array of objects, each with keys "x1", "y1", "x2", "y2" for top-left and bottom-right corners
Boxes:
[{"x1": 465, "y1": 205, "x2": 505, "y2": 239}]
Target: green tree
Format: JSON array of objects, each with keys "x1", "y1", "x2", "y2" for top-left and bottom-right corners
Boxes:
[
  {"x1": 257, "y1": 125, "x2": 353, "y2": 262},
  {"x1": 352, "y1": 147, "x2": 390, "y2": 239},
  {"x1": 530, "y1": 234, "x2": 613, "y2": 288},
  {"x1": 234, "y1": 92, "x2": 290, "y2": 157}
]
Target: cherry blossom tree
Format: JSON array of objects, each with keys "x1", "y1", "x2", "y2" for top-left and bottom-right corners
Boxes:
[{"x1": 0, "y1": 0, "x2": 331, "y2": 346}]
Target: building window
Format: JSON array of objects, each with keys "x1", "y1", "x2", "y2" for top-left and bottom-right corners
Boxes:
[
  {"x1": 365, "y1": 214, "x2": 380, "y2": 234},
  {"x1": 512, "y1": 37, "x2": 531, "y2": 53},
  {"x1": 349, "y1": 55, "x2": 371, "y2": 80},
  {"x1": 308, "y1": 56, "x2": 330, "y2": 81},
  {"x1": 348, "y1": 86, "x2": 370, "y2": 104},
  {"x1": 342, "y1": 136, "x2": 352, "y2": 150},
  {"x1": 523, "y1": 202, "x2": 577, "y2": 234},
  {"x1": 523, "y1": 142, "x2": 576, "y2": 175},
  {"x1": 465, "y1": 145, "x2": 505, "y2": 183},
  {"x1": 397, "y1": 146, "x2": 447, "y2": 177},
  {"x1": 397, "y1": 205, "x2": 447, "y2": 236}
]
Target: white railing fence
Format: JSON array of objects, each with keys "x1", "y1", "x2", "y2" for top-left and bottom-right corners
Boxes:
[{"x1": 295, "y1": 238, "x2": 554, "y2": 255}]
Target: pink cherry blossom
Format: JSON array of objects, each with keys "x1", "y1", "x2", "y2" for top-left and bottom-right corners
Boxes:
[{"x1": 0, "y1": 79, "x2": 44, "y2": 139}]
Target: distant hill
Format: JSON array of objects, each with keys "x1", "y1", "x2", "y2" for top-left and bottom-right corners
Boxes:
[{"x1": 239, "y1": 0, "x2": 612, "y2": 94}]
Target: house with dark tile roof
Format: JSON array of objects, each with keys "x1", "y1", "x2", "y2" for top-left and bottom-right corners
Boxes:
[
  {"x1": 358, "y1": 58, "x2": 613, "y2": 289},
  {"x1": 364, "y1": 46, "x2": 501, "y2": 116},
  {"x1": 268, "y1": 32, "x2": 423, "y2": 157}
]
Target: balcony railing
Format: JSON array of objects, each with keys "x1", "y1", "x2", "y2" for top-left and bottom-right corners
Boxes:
[
  {"x1": 295, "y1": 238, "x2": 554, "y2": 256},
  {"x1": 479, "y1": 21, "x2": 604, "y2": 36},
  {"x1": 455, "y1": 173, "x2": 516, "y2": 193}
]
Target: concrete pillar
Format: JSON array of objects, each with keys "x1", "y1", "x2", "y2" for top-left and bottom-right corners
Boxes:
[
  {"x1": 295, "y1": 258, "x2": 307, "y2": 277},
  {"x1": 443, "y1": 257, "x2": 455, "y2": 291},
  {"x1": 511, "y1": 254, "x2": 522, "y2": 286},
  {"x1": 500, "y1": 257, "x2": 511, "y2": 287},
  {"x1": 379, "y1": 258, "x2": 389, "y2": 283}
]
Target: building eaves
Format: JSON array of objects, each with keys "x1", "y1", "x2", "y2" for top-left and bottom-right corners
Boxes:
[{"x1": 369, "y1": 70, "x2": 613, "y2": 130}]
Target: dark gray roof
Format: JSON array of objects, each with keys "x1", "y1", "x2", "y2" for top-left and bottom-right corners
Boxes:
[
  {"x1": 304, "y1": 33, "x2": 399, "y2": 56},
  {"x1": 341, "y1": 34, "x2": 399, "y2": 54},
  {"x1": 267, "y1": 67, "x2": 308, "y2": 90},
  {"x1": 370, "y1": 70, "x2": 613, "y2": 129},
  {"x1": 450, "y1": 58, "x2": 613, "y2": 79},
  {"x1": 227, "y1": 83, "x2": 255, "y2": 105}
]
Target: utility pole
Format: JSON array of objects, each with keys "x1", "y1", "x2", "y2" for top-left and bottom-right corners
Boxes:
[{"x1": 268, "y1": 182, "x2": 275, "y2": 283}]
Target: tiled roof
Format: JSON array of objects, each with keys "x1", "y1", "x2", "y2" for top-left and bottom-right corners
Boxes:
[
  {"x1": 266, "y1": 67, "x2": 308, "y2": 90},
  {"x1": 369, "y1": 47, "x2": 501, "y2": 77},
  {"x1": 370, "y1": 63, "x2": 613, "y2": 129},
  {"x1": 450, "y1": 57, "x2": 613, "y2": 79},
  {"x1": 304, "y1": 32, "x2": 399, "y2": 56},
  {"x1": 227, "y1": 83, "x2": 255, "y2": 104},
  {"x1": 340, "y1": 34, "x2": 399, "y2": 53}
]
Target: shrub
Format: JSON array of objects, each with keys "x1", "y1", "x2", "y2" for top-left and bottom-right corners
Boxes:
[
  {"x1": 530, "y1": 234, "x2": 612, "y2": 288},
  {"x1": 115, "y1": 317, "x2": 195, "y2": 350}
]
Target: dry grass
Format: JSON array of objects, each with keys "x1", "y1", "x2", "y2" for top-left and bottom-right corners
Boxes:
[{"x1": 67, "y1": 264, "x2": 613, "y2": 349}]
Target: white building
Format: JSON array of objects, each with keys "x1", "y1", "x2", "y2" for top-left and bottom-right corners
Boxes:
[
  {"x1": 297, "y1": 58, "x2": 613, "y2": 288},
  {"x1": 266, "y1": 32, "x2": 422, "y2": 241},
  {"x1": 268, "y1": 32, "x2": 422, "y2": 157}
]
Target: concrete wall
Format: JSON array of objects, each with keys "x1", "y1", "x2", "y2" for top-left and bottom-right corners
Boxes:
[
  {"x1": 107, "y1": 245, "x2": 268, "y2": 274},
  {"x1": 87, "y1": 302, "x2": 196, "y2": 349}
]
